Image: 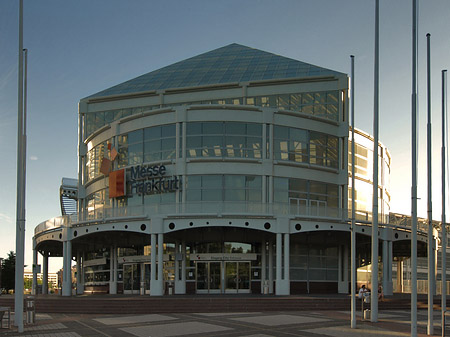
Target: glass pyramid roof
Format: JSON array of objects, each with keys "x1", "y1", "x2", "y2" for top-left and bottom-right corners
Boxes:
[{"x1": 88, "y1": 43, "x2": 344, "y2": 98}]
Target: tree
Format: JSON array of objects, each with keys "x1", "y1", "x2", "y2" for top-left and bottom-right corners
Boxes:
[{"x1": 1, "y1": 251, "x2": 16, "y2": 291}]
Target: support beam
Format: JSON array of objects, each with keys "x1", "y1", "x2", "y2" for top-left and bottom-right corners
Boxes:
[
  {"x1": 275, "y1": 233, "x2": 282, "y2": 295},
  {"x1": 181, "y1": 240, "x2": 186, "y2": 293},
  {"x1": 62, "y1": 240, "x2": 72, "y2": 296},
  {"x1": 150, "y1": 234, "x2": 157, "y2": 295},
  {"x1": 42, "y1": 254, "x2": 48, "y2": 295},
  {"x1": 261, "y1": 241, "x2": 267, "y2": 294},
  {"x1": 32, "y1": 248, "x2": 37, "y2": 295},
  {"x1": 157, "y1": 233, "x2": 164, "y2": 295},
  {"x1": 268, "y1": 241, "x2": 274, "y2": 294}
]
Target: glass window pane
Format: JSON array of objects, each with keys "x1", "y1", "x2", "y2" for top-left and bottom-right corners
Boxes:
[
  {"x1": 247, "y1": 123, "x2": 261, "y2": 136},
  {"x1": 104, "y1": 110, "x2": 115, "y2": 124},
  {"x1": 274, "y1": 126, "x2": 288, "y2": 139},
  {"x1": 187, "y1": 175, "x2": 201, "y2": 187},
  {"x1": 161, "y1": 124, "x2": 175, "y2": 137},
  {"x1": 128, "y1": 129, "x2": 143, "y2": 144},
  {"x1": 202, "y1": 175, "x2": 222, "y2": 188},
  {"x1": 224, "y1": 190, "x2": 245, "y2": 201},
  {"x1": 144, "y1": 127, "x2": 161, "y2": 140},
  {"x1": 203, "y1": 136, "x2": 223, "y2": 147},
  {"x1": 187, "y1": 123, "x2": 202, "y2": 135},
  {"x1": 202, "y1": 189, "x2": 221, "y2": 201},
  {"x1": 225, "y1": 122, "x2": 245, "y2": 135},
  {"x1": 144, "y1": 140, "x2": 161, "y2": 154},
  {"x1": 225, "y1": 175, "x2": 244, "y2": 188},
  {"x1": 186, "y1": 190, "x2": 201, "y2": 201},
  {"x1": 186, "y1": 136, "x2": 201, "y2": 148},
  {"x1": 246, "y1": 176, "x2": 261, "y2": 188},
  {"x1": 128, "y1": 143, "x2": 143, "y2": 165},
  {"x1": 161, "y1": 138, "x2": 175, "y2": 150},
  {"x1": 203, "y1": 122, "x2": 223, "y2": 135},
  {"x1": 247, "y1": 190, "x2": 262, "y2": 202}
]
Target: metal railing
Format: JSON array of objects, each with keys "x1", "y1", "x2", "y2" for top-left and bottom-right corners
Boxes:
[{"x1": 34, "y1": 202, "x2": 428, "y2": 238}]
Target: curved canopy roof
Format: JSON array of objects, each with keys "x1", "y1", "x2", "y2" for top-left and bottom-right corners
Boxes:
[{"x1": 88, "y1": 43, "x2": 344, "y2": 99}]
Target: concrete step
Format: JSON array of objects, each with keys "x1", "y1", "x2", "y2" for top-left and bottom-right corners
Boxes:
[{"x1": 0, "y1": 295, "x2": 445, "y2": 314}]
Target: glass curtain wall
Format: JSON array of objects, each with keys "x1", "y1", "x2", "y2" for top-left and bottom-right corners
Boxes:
[{"x1": 84, "y1": 90, "x2": 340, "y2": 139}]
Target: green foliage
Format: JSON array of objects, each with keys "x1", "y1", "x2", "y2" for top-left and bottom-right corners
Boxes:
[{"x1": 1, "y1": 251, "x2": 16, "y2": 291}]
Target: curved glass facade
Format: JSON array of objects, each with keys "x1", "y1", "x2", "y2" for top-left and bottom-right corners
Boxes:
[
  {"x1": 348, "y1": 128, "x2": 391, "y2": 222},
  {"x1": 85, "y1": 90, "x2": 340, "y2": 138}
]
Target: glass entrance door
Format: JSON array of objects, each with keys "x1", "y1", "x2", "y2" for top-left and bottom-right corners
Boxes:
[
  {"x1": 123, "y1": 264, "x2": 141, "y2": 294},
  {"x1": 196, "y1": 262, "x2": 221, "y2": 293},
  {"x1": 225, "y1": 261, "x2": 251, "y2": 293}
]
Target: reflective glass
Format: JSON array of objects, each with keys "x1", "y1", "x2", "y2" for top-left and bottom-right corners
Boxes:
[
  {"x1": 187, "y1": 123, "x2": 202, "y2": 135},
  {"x1": 202, "y1": 175, "x2": 222, "y2": 188},
  {"x1": 225, "y1": 176, "x2": 245, "y2": 188},
  {"x1": 203, "y1": 122, "x2": 223, "y2": 134},
  {"x1": 144, "y1": 127, "x2": 160, "y2": 140},
  {"x1": 225, "y1": 122, "x2": 245, "y2": 135}
]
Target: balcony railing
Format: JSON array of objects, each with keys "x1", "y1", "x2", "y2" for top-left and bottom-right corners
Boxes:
[{"x1": 34, "y1": 202, "x2": 422, "y2": 237}]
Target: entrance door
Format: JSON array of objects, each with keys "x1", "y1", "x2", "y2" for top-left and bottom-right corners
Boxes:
[
  {"x1": 123, "y1": 264, "x2": 141, "y2": 294},
  {"x1": 225, "y1": 261, "x2": 251, "y2": 293},
  {"x1": 196, "y1": 262, "x2": 221, "y2": 294}
]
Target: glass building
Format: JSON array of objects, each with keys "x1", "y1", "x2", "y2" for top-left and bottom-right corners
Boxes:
[{"x1": 33, "y1": 44, "x2": 424, "y2": 297}]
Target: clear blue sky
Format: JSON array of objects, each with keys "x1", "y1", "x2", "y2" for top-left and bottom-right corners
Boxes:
[{"x1": 1, "y1": 0, "x2": 450, "y2": 272}]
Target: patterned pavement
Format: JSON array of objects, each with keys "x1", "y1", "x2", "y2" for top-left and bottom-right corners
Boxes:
[{"x1": 0, "y1": 309, "x2": 445, "y2": 336}]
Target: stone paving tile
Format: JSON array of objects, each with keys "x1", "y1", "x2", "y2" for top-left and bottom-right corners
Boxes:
[
  {"x1": 120, "y1": 321, "x2": 233, "y2": 337},
  {"x1": 305, "y1": 325, "x2": 410, "y2": 337},
  {"x1": 24, "y1": 323, "x2": 68, "y2": 331},
  {"x1": 195, "y1": 312, "x2": 261, "y2": 316},
  {"x1": 94, "y1": 314, "x2": 177, "y2": 325},
  {"x1": 8, "y1": 333, "x2": 81, "y2": 337},
  {"x1": 230, "y1": 314, "x2": 329, "y2": 326}
]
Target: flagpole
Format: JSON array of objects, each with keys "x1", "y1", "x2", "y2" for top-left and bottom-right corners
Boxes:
[
  {"x1": 442, "y1": 69, "x2": 448, "y2": 337},
  {"x1": 426, "y1": 32, "x2": 434, "y2": 336},
  {"x1": 350, "y1": 55, "x2": 356, "y2": 329},
  {"x1": 371, "y1": 0, "x2": 379, "y2": 322},
  {"x1": 411, "y1": 0, "x2": 419, "y2": 336},
  {"x1": 14, "y1": 0, "x2": 25, "y2": 332}
]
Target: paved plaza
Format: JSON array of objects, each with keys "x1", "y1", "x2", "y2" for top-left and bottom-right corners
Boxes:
[{"x1": 0, "y1": 309, "x2": 445, "y2": 336}]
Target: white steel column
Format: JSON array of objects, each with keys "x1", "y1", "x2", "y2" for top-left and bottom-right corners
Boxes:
[
  {"x1": 268, "y1": 241, "x2": 274, "y2": 294},
  {"x1": 42, "y1": 253, "x2": 48, "y2": 295},
  {"x1": 385, "y1": 241, "x2": 393, "y2": 296},
  {"x1": 32, "y1": 248, "x2": 37, "y2": 295},
  {"x1": 150, "y1": 234, "x2": 157, "y2": 295},
  {"x1": 62, "y1": 240, "x2": 72, "y2": 296},
  {"x1": 275, "y1": 233, "x2": 282, "y2": 295},
  {"x1": 174, "y1": 240, "x2": 180, "y2": 292},
  {"x1": 181, "y1": 240, "x2": 186, "y2": 293},
  {"x1": 157, "y1": 233, "x2": 164, "y2": 295},
  {"x1": 140, "y1": 263, "x2": 145, "y2": 295},
  {"x1": 284, "y1": 233, "x2": 290, "y2": 294},
  {"x1": 261, "y1": 241, "x2": 267, "y2": 294},
  {"x1": 397, "y1": 260, "x2": 404, "y2": 293},
  {"x1": 382, "y1": 240, "x2": 389, "y2": 296}
]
